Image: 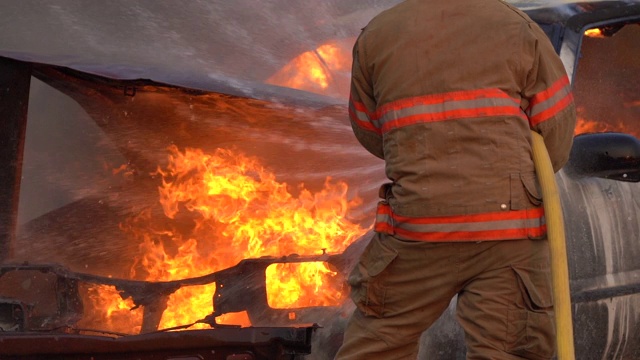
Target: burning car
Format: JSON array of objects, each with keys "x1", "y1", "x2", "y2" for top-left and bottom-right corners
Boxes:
[{"x1": 0, "y1": 1, "x2": 639, "y2": 359}]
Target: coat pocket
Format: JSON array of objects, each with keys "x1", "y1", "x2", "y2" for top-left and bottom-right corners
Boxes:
[
  {"x1": 521, "y1": 172, "x2": 543, "y2": 206},
  {"x1": 510, "y1": 172, "x2": 543, "y2": 209},
  {"x1": 348, "y1": 235, "x2": 398, "y2": 318}
]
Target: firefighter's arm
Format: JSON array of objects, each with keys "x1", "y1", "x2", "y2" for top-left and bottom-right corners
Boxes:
[
  {"x1": 521, "y1": 22, "x2": 577, "y2": 172},
  {"x1": 349, "y1": 33, "x2": 384, "y2": 159}
]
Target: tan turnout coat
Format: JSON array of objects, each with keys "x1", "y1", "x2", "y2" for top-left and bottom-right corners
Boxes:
[{"x1": 348, "y1": 0, "x2": 577, "y2": 242}]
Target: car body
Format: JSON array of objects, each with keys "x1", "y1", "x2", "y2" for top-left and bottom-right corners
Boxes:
[{"x1": 0, "y1": 1, "x2": 639, "y2": 359}]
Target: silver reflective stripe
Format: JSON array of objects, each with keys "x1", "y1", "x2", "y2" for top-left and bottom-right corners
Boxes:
[
  {"x1": 378, "y1": 97, "x2": 521, "y2": 129},
  {"x1": 349, "y1": 100, "x2": 381, "y2": 129},
  {"x1": 528, "y1": 83, "x2": 572, "y2": 119},
  {"x1": 396, "y1": 217, "x2": 544, "y2": 233}
]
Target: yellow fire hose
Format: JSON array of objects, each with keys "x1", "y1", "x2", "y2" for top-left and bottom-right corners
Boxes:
[{"x1": 530, "y1": 131, "x2": 575, "y2": 360}]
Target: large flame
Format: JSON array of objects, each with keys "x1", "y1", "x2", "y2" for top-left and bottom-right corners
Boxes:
[{"x1": 81, "y1": 145, "x2": 365, "y2": 332}]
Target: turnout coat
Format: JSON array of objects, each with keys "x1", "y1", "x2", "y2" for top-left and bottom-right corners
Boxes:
[{"x1": 348, "y1": 0, "x2": 577, "y2": 242}]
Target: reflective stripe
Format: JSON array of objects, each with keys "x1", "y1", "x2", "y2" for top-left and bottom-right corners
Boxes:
[
  {"x1": 349, "y1": 95, "x2": 380, "y2": 134},
  {"x1": 376, "y1": 88, "x2": 526, "y2": 133},
  {"x1": 527, "y1": 76, "x2": 573, "y2": 127},
  {"x1": 374, "y1": 202, "x2": 546, "y2": 242},
  {"x1": 349, "y1": 88, "x2": 527, "y2": 135}
]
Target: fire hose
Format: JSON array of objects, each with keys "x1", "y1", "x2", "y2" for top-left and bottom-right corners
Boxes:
[{"x1": 530, "y1": 130, "x2": 575, "y2": 360}]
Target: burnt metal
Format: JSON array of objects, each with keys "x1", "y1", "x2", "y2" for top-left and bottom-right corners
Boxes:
[
  {"x1": 0, "y1": 249, "x2": 352, "y2": 334},
  {"x1": 0, "y1": 57, "x2": 31, "y2": 263},
  {"x1": 0, "y1": 260, "x2": 325, "y2": 359},
  {"x1": 0, "y1": 325, "x2": 316, "y2": 360},
  {"x1": 0, "y1": 266, "x2": 84, "y2": 331},
  {"x1": 0, "y1": 299, "x2": 28, "y2": 332},
  {"x1": 208, "y1": 255, "x2": 348, "y2": 327}
]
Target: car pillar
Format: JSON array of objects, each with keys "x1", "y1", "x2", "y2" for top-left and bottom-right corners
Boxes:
[{"x1": 0, "y1": 56, "x2": 31, "y2": 263}]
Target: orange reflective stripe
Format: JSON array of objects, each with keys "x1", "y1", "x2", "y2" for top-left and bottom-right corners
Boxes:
[
  {"x1": 390, "y1": 226, "x2": 547, "y2": 242},
  {"x1": 374, "y1": 221, "x2": 395, "y2": 235},
  {"x1": 377, "y1": 89, "x2": 526, "y2": 133},
  {"x1": 350, "y1": 88, "x2": 527, "y2": 135},
  {"x1": 379, "y1": 105, "x2": 525, "y2": 133},
  {"x1": 375, "y1": 202, "x2": 546, "y2": 242},
  {"x1": 528, "y1": 76, "x2": 573, "y2": 126},
  {"x1": 352, "y1": 82, "x2": 573, "y2": 134},
  {"x1": 377, "y1": 88, "x2": 516, "y2": 114},
  {"x1": 377, "y1": 203, "x2": 544, "y2": 223},
  {"x1": 349, "y1": 98, "x2": 379, "y2": 134}
]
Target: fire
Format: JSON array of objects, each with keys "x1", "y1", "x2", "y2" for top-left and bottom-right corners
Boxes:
[
  {"x1": 85, "y1": 145, "x2": 365, "y2": 332},
  {"x1": 79, "y1": 284, "x2": 143, "y2": 335},
  {"x1": 574, "y1": 118, "x2": 611, "y2": 135},
  {"x1": 574, "y1": 118, "x2": 640, "y2": 137},
  {"x1": 584, "y1": 28, "x2": 605, "y2": 38},
  {"x1": 574, "y1": 103, "x2": 640, "y2": 137},
  {"x1": 267, "y1": 39, "x2": 354, "y2": 99},
  {"x1": 155, "y1": 146, "x2": 363, "y2": 257},
  {"x1": 266, "y1": 262, "x2": 344, "y2": 308}
]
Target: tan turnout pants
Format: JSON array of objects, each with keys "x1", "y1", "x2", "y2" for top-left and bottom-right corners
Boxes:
[{"x1": 335, "y1": 233, "x2": 555, "y2": 360}]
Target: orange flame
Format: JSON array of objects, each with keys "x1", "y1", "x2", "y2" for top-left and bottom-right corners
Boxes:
[
  {"x1": 78, "y1": 285, "x2": 143, "y2": 335},
  {"x1": 584, "y1": 28, "x2": 605, "y2": 38},
  {"x1": 84, "y1": 145, "x2": 365, "y2": 332},
  {"x1": 266, "y1": 262, "x2": 345, "y2": 309},
  {"x1": 155, "y1": 146, "x2": 363, "y2": 257},
  {"x1": 574, "y1": 117, "x2": 611, "y2": 135},
  {"x1": 575, "y1": 105, "x2": 640, "y2": 138},
  {"x1": 267, "y1": 39, "x2": 354, "y2": 99}
]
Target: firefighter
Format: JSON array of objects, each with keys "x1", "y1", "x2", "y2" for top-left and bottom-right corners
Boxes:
[{"x1": 335, "y1": 0, "x2": 577, "y2": 359}]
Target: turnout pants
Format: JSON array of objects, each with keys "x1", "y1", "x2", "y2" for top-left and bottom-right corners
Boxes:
[{"x1": 335, "y1": 233, "x2": 555, "y2": 360}]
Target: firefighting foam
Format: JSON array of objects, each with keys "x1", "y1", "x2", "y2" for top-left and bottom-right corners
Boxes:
[{"x1": 79, "y1": 145, "x2": 366, "y2": 333}]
